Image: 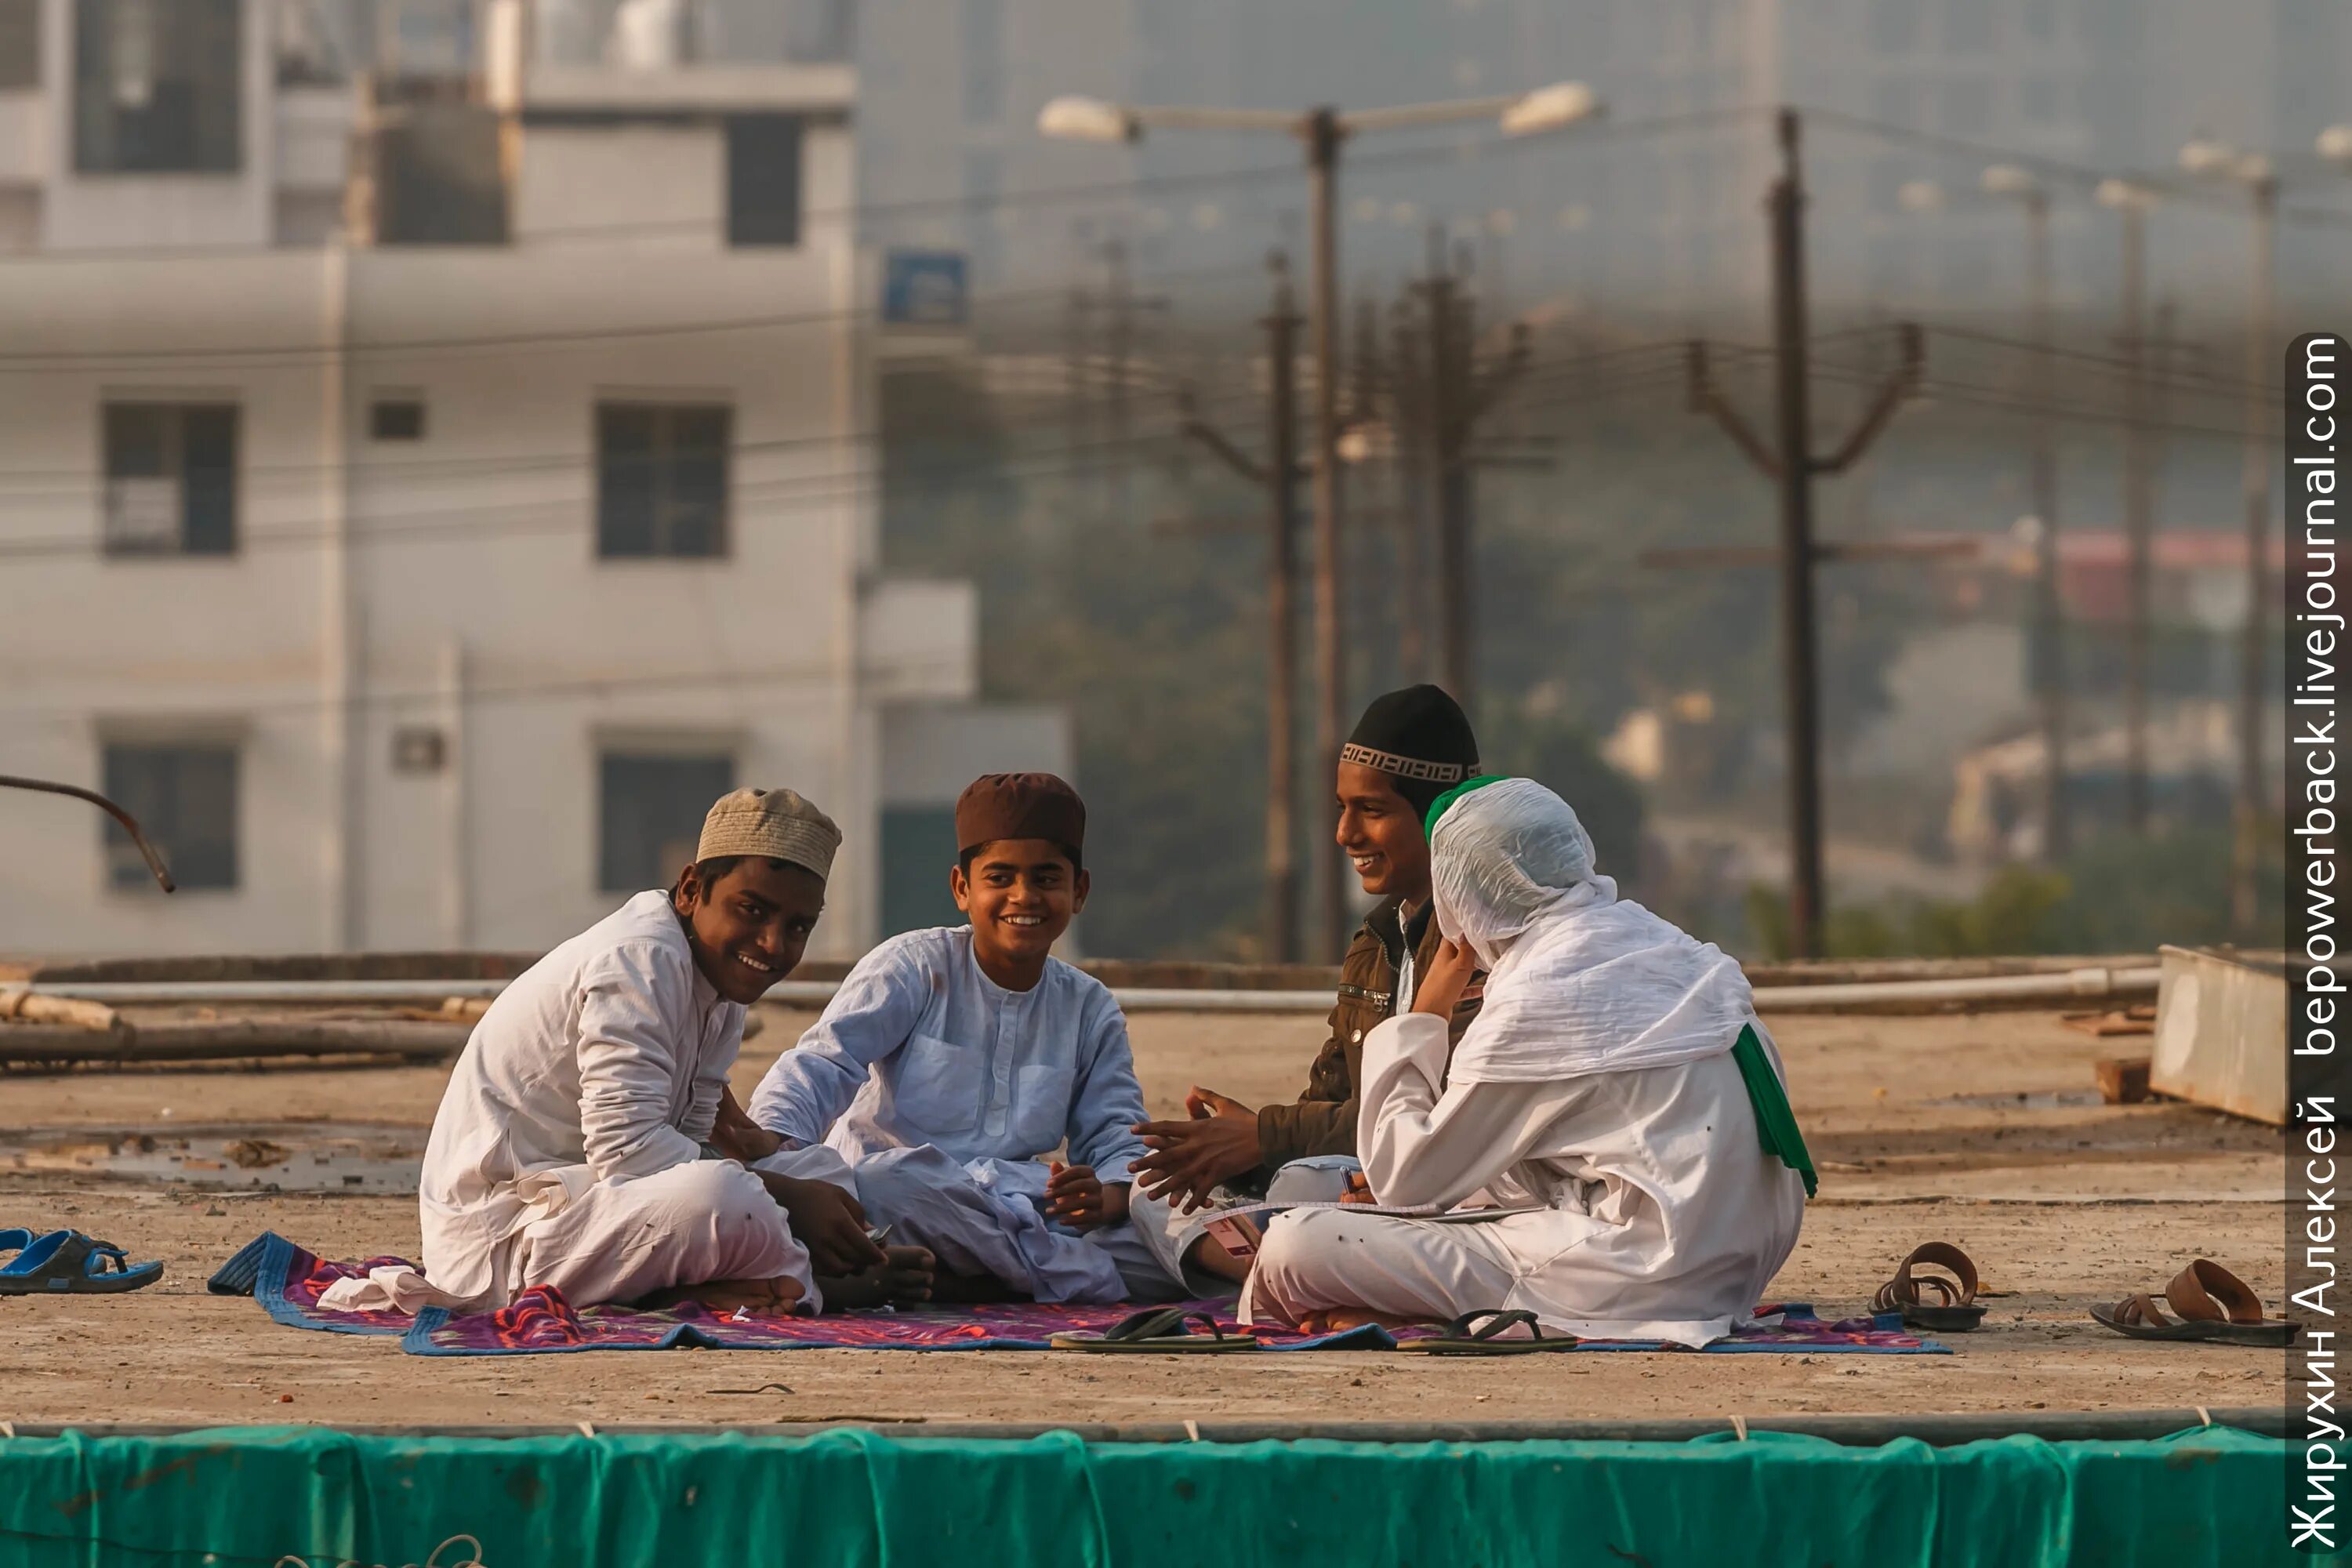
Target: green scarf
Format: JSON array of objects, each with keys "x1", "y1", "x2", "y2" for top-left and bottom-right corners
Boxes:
[{"x1": 1732, "y1": 1022, "x2": 1817, "y2": 1199}]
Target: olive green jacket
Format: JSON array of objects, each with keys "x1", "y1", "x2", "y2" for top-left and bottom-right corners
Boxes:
[{"x1": 1254, "y1": 898, "x2": 1486, "y2": 1170}]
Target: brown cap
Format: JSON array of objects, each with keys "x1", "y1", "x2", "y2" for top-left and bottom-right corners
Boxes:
[
  {"x1": 955, "y1": 772, "x2": 1085, "y2": 855},
  {"x1": 695, "y1": 787, "x2": 841, "y2": 881}
]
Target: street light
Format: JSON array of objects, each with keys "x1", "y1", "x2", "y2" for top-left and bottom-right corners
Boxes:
[
  {"x1": 1040, "y1": 83, "x2": 1605, "y2": 959},
  {"x1": 2177, "y1": 134, "x2": 2278, "y2": 931},
  {"x1": 1900, "y1": 165, "x2": 2067, "y2": 858},
  {"x1": 2320, "y1": 125, "x2": 2352, "y2": 165}
]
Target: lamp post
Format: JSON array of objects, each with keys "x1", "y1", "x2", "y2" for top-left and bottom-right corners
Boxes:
[
  {"x1": 1900, "y1": 166, "x2": 2069, "y2": 859},
  {"x1": 1040, "y1": 83, "x2": 1604, "y2": 958},
  {"x1": 2180, "y1": 136, "x2": 2278, "y2": 931}
]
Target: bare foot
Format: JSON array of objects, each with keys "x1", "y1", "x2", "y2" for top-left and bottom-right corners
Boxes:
[
  {"x1": 927, "y1": 1269, "x2": 1025, "y2": 1305},
  {"x1": 633, "y1": 1275, "x2": 806, "y2": 1316},
  {"x1": 1296, "y1": 1307, "x2": 1429, "y2": 1335},
  {"x1": 816, "y1": 1246, "x2": 937, "y2": 1310}
]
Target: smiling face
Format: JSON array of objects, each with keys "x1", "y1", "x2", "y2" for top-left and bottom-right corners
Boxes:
[
  {"x1": 1334, "y1": 761, "x2": 1432, "y2": 906},
  {"x1": 673, "y1": 857, "x2": 827, "y2": 1006},
  {"x1": 952, "y1": 838, "x2": 1087, "y2": 982}
]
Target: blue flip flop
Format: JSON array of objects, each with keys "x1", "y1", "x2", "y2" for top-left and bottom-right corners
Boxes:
[{"x1": 0, "y1": 1229, "x2": 164, "y2": 1294}]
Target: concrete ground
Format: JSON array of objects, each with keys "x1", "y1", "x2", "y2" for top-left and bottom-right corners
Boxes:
[{"x1": 0, "y1": 1007, "x2": 2288, "y2": 1428}]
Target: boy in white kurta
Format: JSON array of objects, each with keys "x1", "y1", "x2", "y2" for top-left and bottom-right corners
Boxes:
[
  {"x1": 1245, "y1": 777, "x2": 1812, "y2": 1346},
  {"x1": 412, "y1": 788, "x2": 906, "y2": 1314},
  {"x1": 749, "y1": 773, "x2": 1190, "y2": 1304}
]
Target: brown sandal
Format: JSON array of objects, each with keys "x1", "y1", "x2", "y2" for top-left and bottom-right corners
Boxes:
[
  {"x1": 2090, "y1": 1260, "x2": 2297, "y2": 1347},
  {"x1": 1871, "y1": 1243, "x2": 1987, "y2": 1332}
]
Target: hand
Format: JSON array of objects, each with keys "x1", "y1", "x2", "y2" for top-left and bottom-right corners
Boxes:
[
  {"x1": 1185, "y1": 1086, "x2": 1251, "y2": 1120},
  {"x1": 760, "y1": 1172, "x2": 886, "y2": 1276},
  {"x1": 1412, "y1": 936, "x2": 1477, "y2": 1019},
  {"x1": 1339, "y1": 1171, "x2": 1377, "y2": 1206},
  {"x1": 1128, "y1": 1087, "x2": 1262, "y2": 1214},
  {"x1": 709, "y1": 1087, "x2": 784, "y2": 1166},
  {"x1": 1044, "y1": 1163, "x2": 1127, "y2": 1230}
]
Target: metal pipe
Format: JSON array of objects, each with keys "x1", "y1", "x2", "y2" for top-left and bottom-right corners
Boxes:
[
  {"x1": 25, "y1": 966, "x2": 2162, "y2": 1015},
  {"x1": 0, "y1": 1406, "x2": 2279, "y2": 1447},
  {"x1": 0, "y1": 775, "x2": 175, "y2": 891}
]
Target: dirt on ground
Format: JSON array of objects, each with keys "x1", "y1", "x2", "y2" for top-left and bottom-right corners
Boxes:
[{"x1": 0, "y1": 1007, "x2": 2288, "y2": 1428}]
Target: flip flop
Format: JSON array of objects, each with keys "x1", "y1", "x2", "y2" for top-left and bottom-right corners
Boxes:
[
  {"x1": 0, "y1": 1229, "x2": 164, "y2": 1294},
  {"x1": 1394, "y1": 1308, "x2": 1579, "y2": 1355},
  {"x1": 2090, "y1": 1259, "x2": 2298, "y2": 1347},
  {"x1": 1872, "y1": 1243, "x2": 1987, "y2": 1332},
  {"x1": 1049, "y1": 1306, "x2": 1258, "y2": 1353}
]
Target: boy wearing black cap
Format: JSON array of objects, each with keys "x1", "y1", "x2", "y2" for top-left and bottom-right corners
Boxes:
[
  {"x1": 746, "y1": 773, "x2": 1187, "y2": 1303},
  {"x1": 1131, "y1": 685, "x2": 1488, "y2": 1228}
]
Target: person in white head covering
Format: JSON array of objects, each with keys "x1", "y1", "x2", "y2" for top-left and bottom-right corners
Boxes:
[{"x1": 1243, "y1": 776, "x2": 1811, "y2": 1346}]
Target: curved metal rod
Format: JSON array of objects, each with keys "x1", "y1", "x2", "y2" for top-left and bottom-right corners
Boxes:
[{"x1": 0, "y1": 774, "x2": 176, "y2": 892}]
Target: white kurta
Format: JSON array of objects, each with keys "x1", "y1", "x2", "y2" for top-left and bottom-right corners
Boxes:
[
  {"x1": 747, "y1": 926, "x2": 1181, "y2": 1302},
  {"x1": 412, "y1": 891, "x2": 811, "y2": 1310},
  {"x1": 1246, "y1": 1011, "x2": 1805, "y2": 1345}
]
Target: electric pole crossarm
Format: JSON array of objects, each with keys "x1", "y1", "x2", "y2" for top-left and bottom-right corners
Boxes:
[
  {"x1": 1686, "y1": 340, "x2": 1782, "y2": 477},
  {"x1": 1813, "y1": 325, "x2": 1923, "y2": 477},
  {"x1": 1180, "y1": 417, "x2": 1271, "y2": 488}
]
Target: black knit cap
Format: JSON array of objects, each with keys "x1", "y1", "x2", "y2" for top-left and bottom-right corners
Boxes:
[{"x1": 1342, "y1": 684, "x2": 1480, "y2": 817}]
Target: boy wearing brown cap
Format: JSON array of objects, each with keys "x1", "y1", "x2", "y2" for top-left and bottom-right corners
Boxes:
[
  {"x1": 403, "y1": 788, "x2": 927, "y2": 1316},
  {"x1": 746, "y1": 773, "x2": 1187, "y2": 1303}
]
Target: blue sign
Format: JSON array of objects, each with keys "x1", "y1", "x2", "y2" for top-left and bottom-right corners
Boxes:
[{"x1": 883, "y1": 250, "x2": 970, "y2": 328}]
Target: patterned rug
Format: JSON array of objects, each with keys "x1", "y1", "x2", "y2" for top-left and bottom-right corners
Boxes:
[{"x1": 209, "y1": 1233, "x2": 1947, "y2": 1357}]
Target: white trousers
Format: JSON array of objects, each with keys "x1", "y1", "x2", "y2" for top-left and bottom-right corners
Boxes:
[
  {"x1": 507, "y1": 1158, "x2": 813, "y2": 1308},
  {"x1": 851, "y1": 1145, "x2": 1190, "y2": 1304},
  {"x1": 1244, "y1": 1208, "x2": 1520, "y2": 1329}
]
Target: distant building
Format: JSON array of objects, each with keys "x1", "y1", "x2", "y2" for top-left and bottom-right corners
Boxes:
[{"x1": 0, "y1": 0, "x2": 1065, "y2": 959}]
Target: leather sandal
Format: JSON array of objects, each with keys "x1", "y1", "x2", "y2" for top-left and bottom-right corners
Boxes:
[
  {"x1": 1050, "y1": 1306, "x2": 1258, "y2": 1353},
  {"x1": 1871, "y1": 1243, "x2": 1987, "y2": 1331},
  {"x1": 1394, "y1": 1308, "x2": 1579, "y2": 1355},
  {"x1": 2090, "y1": 1259, "x2": 2298, "y2": 1347}
]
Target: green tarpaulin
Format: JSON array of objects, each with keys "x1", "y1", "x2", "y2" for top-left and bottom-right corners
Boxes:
[{"x1": 0, "y1": 1425, "x2": 2322, "y2": 1567}]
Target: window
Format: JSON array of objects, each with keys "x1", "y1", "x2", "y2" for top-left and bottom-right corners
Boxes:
[
  {"x1": 596, "y1": 403, "x2": 730, "y2": 558},
  {"x1": 103, "y1": 402, "x2": 237, "y2": 555},
  {"x1": 599, "y1": 751, "x2": 734, "y2": 892},
  {"x1": 370, "y1": 397, "x2": 426, "y2": 441},
  {"x1": 0, "y1": 0, "x2": 39, "y2": 90},
  {"x1": 725, "y1": 114, "x2": 802, "y2": 247},
  {"x1": 73, "y1": 0, "x2": 241, "y2": 173},
  {"x1": 372, "y1": 104, "x2": 507, "y2": 245},
  {"x1": 881, "y1": 805, "x2": 960, "y2": 935},
  {"x1": 103, "y1": 742, "x2": 237, "y2": 891}
]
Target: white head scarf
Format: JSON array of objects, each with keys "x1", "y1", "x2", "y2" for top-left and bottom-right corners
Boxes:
[{"x1": 1431, "y1": 777, "x2": 1756, "y2": 1083}]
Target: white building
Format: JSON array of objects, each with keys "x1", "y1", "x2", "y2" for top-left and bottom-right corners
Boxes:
[{"x1": 0, "y1": 0, "x2": 1068, "y2": 960}]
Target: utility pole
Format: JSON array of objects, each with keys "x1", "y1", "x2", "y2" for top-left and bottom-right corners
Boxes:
[
  {"x1": 2234, "y1": 175, "x2": 2278, "y2": 931},
  {"x1": 1404, "y1": 230, "x2": 1531, "y2": 716},
  {"x1": 1305, "y1": 107, "x2": 1348, "y2": 961},
  {"x1": 2116, "y1": 193, "x2": 2154, "y2": 834},
  {"x1": 1682, "y1": 109, "x2": 1924, "y2": 959},
  {"x1": 1177, "y1": 255, "x2": 1305, "y2": 962},
  {"x1": 2023, "y1": 187, "x2": 2069, "y2": 862},
  {"x1": 1104, "y1": 238, "x2": 1131, "y2": 524},
  {"x1": 1388, "y1": 297, "x2": 1431, "y2": 684},
  {"x1": 1768, "y1": 108, "x2": 1826, "y2": 959}
]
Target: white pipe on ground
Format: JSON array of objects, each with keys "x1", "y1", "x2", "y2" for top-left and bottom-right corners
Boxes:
[{"x1": 26, "y1": 965, "x2": 2162, "y2": 1015}]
